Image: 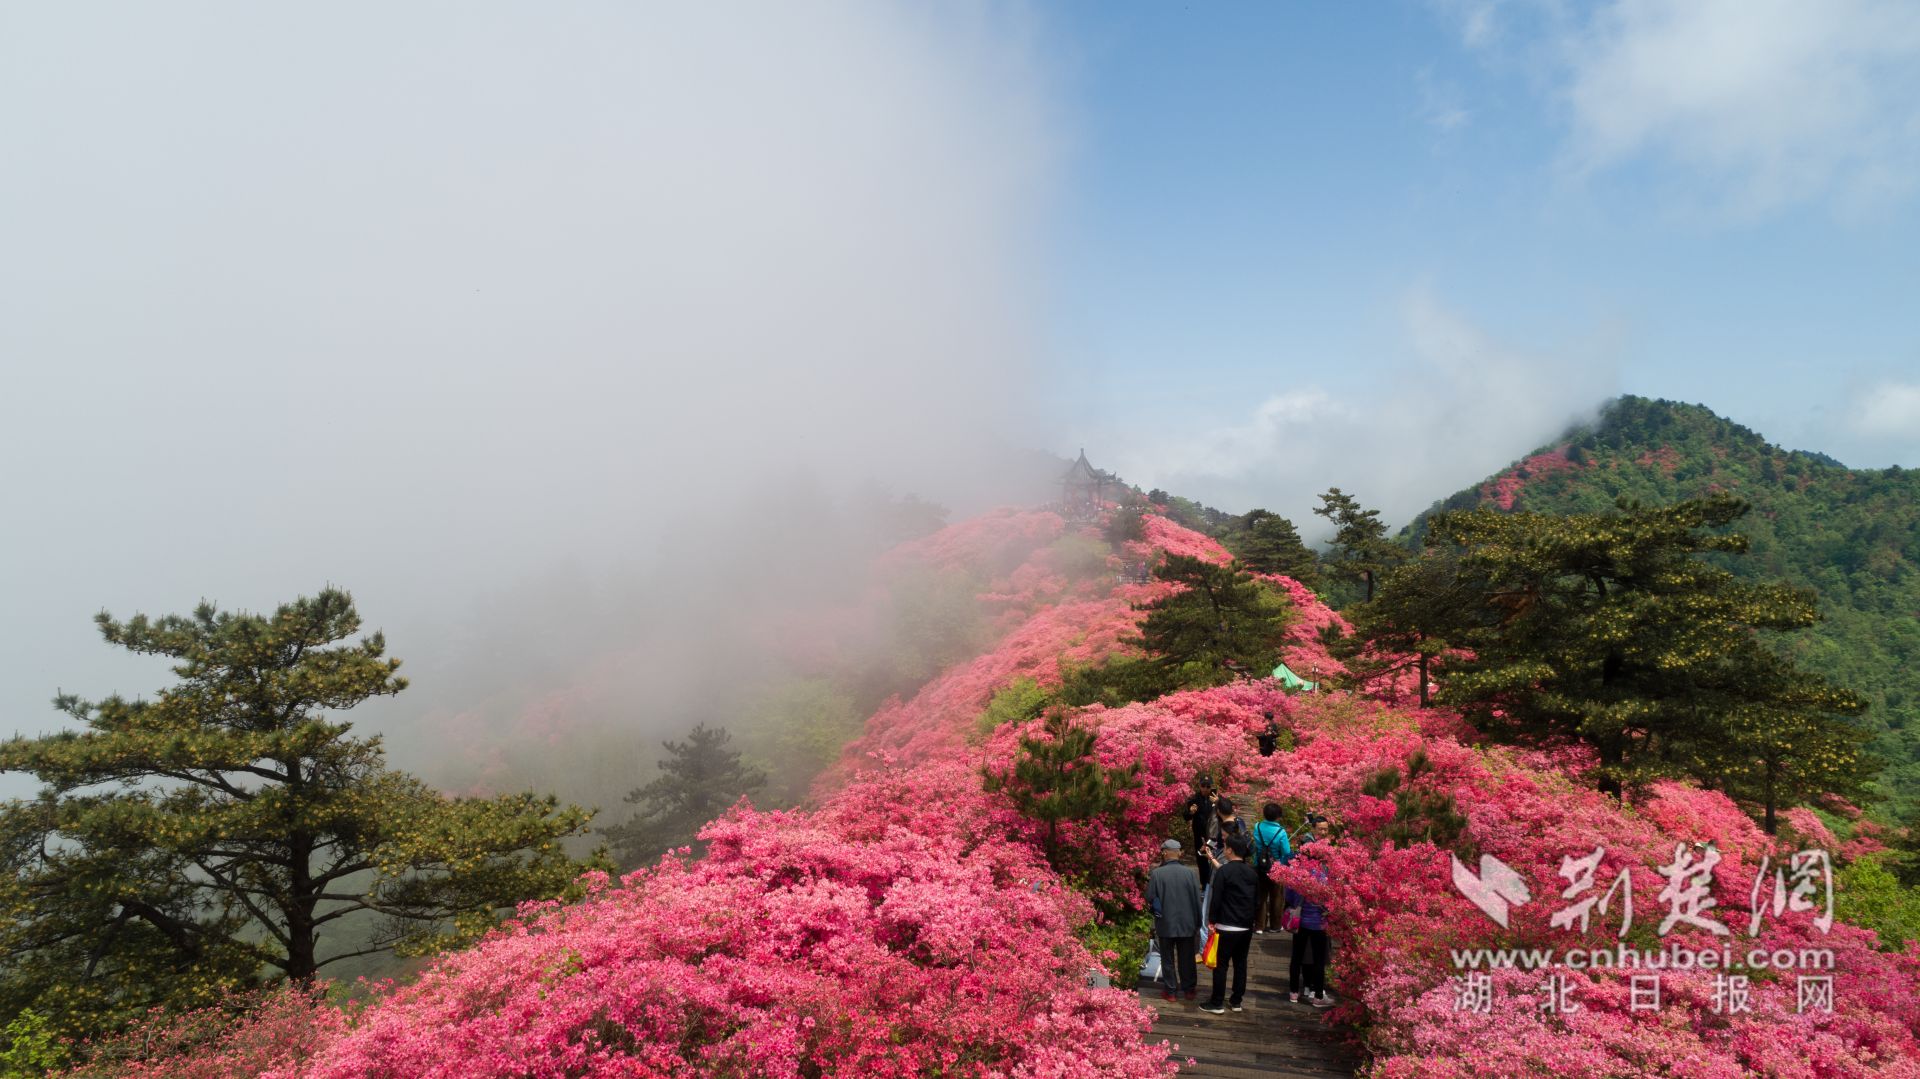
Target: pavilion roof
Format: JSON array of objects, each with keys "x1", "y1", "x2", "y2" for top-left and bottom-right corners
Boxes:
[{"x1": 1062, "y1": 450, "x2": 1115, "y2": 484}]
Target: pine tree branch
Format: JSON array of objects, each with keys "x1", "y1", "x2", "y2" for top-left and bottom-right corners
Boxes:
[
  {"x1": 189, "y1": 857, "x2": 292, "y2": 950},
  {"x1": 309, "y1": 899, "x2": 377, "y2": 928},
  {"x1": 312, "y1": 857, "x2": 375, "y2": 887},
  {"x1": 313, "y1": 944, "x2": 397, "y2": 969}
]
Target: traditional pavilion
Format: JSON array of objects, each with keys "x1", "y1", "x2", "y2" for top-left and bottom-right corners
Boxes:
[{"x1": 1060, "y1": 450, "x2": 1118, "y2": 511}]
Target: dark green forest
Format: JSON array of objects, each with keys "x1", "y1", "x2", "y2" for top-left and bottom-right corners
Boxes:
[{"x1": 1410, "y1": 396, "x2": 1920, "y2": 815}]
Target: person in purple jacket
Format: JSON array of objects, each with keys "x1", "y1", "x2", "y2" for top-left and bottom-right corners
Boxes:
[{"x1": 1285, "y1": 812, "x2": 1333, "y2": 1008}]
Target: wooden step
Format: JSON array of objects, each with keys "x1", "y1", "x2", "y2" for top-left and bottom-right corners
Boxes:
[
  {"x1": 1140, "y1": 855, "x2": 1359, "y2": 1075},
  {"x1": 1137, "y1": 932, "x2": 1361, "y2": 1078}
]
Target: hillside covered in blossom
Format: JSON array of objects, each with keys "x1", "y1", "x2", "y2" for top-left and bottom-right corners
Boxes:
[{"x1": 74, "y1": 504, "x2": 1920, "y2": 1078}]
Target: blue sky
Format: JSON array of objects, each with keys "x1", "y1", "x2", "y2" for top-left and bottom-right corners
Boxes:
[{"x1": 1033, "y1": 1, "x2": 1920, "y2": 520}]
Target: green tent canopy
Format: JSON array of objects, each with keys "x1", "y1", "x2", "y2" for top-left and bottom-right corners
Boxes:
[{"x1": 1272, "y1": 663, "x2": 1317, "y2": 693}]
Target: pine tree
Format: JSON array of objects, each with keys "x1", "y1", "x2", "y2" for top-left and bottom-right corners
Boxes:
[
  {"x1": 1131, "y1": 554, "x2": 1295, "y2": 689},
  {"x1": 1891, "y1": 806, "x2": 1920, "y2": 888},
  {"x1": 1226, "y1": 509, "x2": 1320, "y2": 585},
  {"x1": 0, "y1": 590, "x2": 599, "y2": 1040},
  {"x1": 1359, "y1": 751, "x2": 1470, "y2": 852},
  {"x1": 1346, "y1": 549, "x2": 1476, "y2": 706},
  {"x1": 983, "y1": 710, "x2": 1140, "y2": 871},
  {"x1": 1425, "y1": 495, "x2": 1874, "y2": 801},
  {"x1": 1313, "y1": 488, "x2": 1404, "y2": 602},
  {"x1": 1678, "y1": 653, "x2": 1874, "y2": 834},
  {"x1": 1105, "y1": 506, "x2": 1146, "y2": 544},
  {"x1": 604, "y1": 723, "x2": 767, "y2": 869}
]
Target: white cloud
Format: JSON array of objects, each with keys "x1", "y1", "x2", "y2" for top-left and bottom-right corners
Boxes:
[
  {"x1": 1561, "y1": 0, "x2": 1920, "y2": 214},
  {"x1": 1430, "y1": 0, "x2": 1920, "y2": 214},
  {"x1": 1418, "y1": 69, "x2": 1473, "y2": 132},
  {"x1": 1430, "y1": 0, "x2": 1516, "y2": 51},
  {"x1": 1856, "y1": 381, "x2": 1920, "y2": 437},
  {"x1": 1121, "y1": 390, "x2": 1351, "y2": 491},
  {"x1": 1112, "y1": 289, "x2": 1619, "y2": 531}
]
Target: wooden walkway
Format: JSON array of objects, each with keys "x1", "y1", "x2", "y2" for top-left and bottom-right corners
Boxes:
[{"x1": 1138, "y1": 931, "x2": 1362, "y2": 1078}]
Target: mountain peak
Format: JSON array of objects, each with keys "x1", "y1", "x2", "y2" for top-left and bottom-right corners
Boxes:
[{"x1": 1413, "y1": 393, "x2": 1920, "y2": 813}]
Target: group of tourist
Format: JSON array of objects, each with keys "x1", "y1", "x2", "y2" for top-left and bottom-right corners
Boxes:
[{"x1": 1145, "y1": 715, "x2": 1335, "y2": 1014}]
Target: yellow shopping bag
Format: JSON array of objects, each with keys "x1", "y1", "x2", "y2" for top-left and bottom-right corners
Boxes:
[{"x1": 1201, "y1": 930, "x2": 1220, "y2": 969}]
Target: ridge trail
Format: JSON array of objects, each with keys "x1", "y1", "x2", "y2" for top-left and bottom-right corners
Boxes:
[
  {"x1": 1138, "y1": 930, "x2": 1361, "y2": 1078},
  {"x1": 1138, "y1": 849, "x2": 1362, "y2": 1078}
]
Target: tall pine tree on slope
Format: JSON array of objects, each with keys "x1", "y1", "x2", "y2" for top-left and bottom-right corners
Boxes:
[
  {"x1": 1413, "y1": 494, "x2": 1872, "y2": 819},
  {"x1": 0, "y1": 590, "x2": 599, "y2": 1041},
  {"x1": 1314, "y1": 488, "x2": 1404, "y2": 602},
  {"x1": 604, "y1": 723, "x2": 767, "y2": 868}
]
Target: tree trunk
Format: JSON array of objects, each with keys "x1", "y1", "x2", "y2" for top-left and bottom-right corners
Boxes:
[
  {"x1": 285, "y1": 824, "x2": 318, "y2": 980},
  {"x1": 285, "y1": 756, "x2": 319, "y2": 982},
  {"x1": 1417, "y1": 651, "x2": 1430, "y2": 708},
  {"x1": 1363, "y1": 568, "x2": 1375, "y2": 603},
  {"x1": 1595, "y1": 741, "x2": 1623, "y2": 800},
  {"x1": 1762, "y1": 759, "x2": 1778, "y2": 836}
]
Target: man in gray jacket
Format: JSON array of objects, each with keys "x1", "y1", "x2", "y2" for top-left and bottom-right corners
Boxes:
[{"x1": 1145, "y1": 838, "x2": 1203, "y2": 1001}]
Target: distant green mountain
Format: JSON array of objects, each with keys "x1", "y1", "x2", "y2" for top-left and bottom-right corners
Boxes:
[{"x1": 1410, "y1": 395, "x2": 1920, "y2": 815}]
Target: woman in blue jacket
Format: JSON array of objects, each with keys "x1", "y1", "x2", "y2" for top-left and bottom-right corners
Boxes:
[{"x1": 1251, "y1": 802, "x2": 1291, "y2": 933}]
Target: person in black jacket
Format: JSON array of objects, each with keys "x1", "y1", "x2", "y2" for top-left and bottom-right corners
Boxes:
[
  {"x1": 1199, "y1": 835, "x2": 1259, "y2": 1013},
  {"x1": 1256, "y1": 712, "x2": 1280, "y2": 756},
  {"x1": 1183, "y1": 775, "x2": 1217, "y2": 885},
  {"x1": 1206, "y1": 797, "x2": 1248, "y2": 862}
]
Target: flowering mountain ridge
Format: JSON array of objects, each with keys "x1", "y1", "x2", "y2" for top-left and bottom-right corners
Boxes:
[{"x1": 87, "y1": 507, "x2": 1920, "y2": 1078}]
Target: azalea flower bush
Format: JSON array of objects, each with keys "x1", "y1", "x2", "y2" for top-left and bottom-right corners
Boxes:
[
  {"x1": 64, "y1": 987, "x2": 349, "y2": 1079},
  {"x1": 1254, "y1": 696, "x2": 1920, "y2": 1077},
  {"x1": 877, "y1": 507, "x2": 1066, "y2": 578},
  {"x1": 285, "y1": 816, "x2": 1171, "y2": 1079},
  {"x1": 979, "y1": 699, "x2": 1248, "y2": 909},
  {"x1": 1129, "y1": 513, "x2": 1232, "y2": 565},
  {"x1": 817, "y1": 596, "x2": 1139, "y2": 788},
  {"x1": 71, "y1": 506, "x2": 1920, "y2": 1077},
  {"x1": 1479, "y1": 445, "x2": 1585, "y2": 510},
  {"x1": 83, "y1": 816, "x2": 1172, "y2": 1079}
]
